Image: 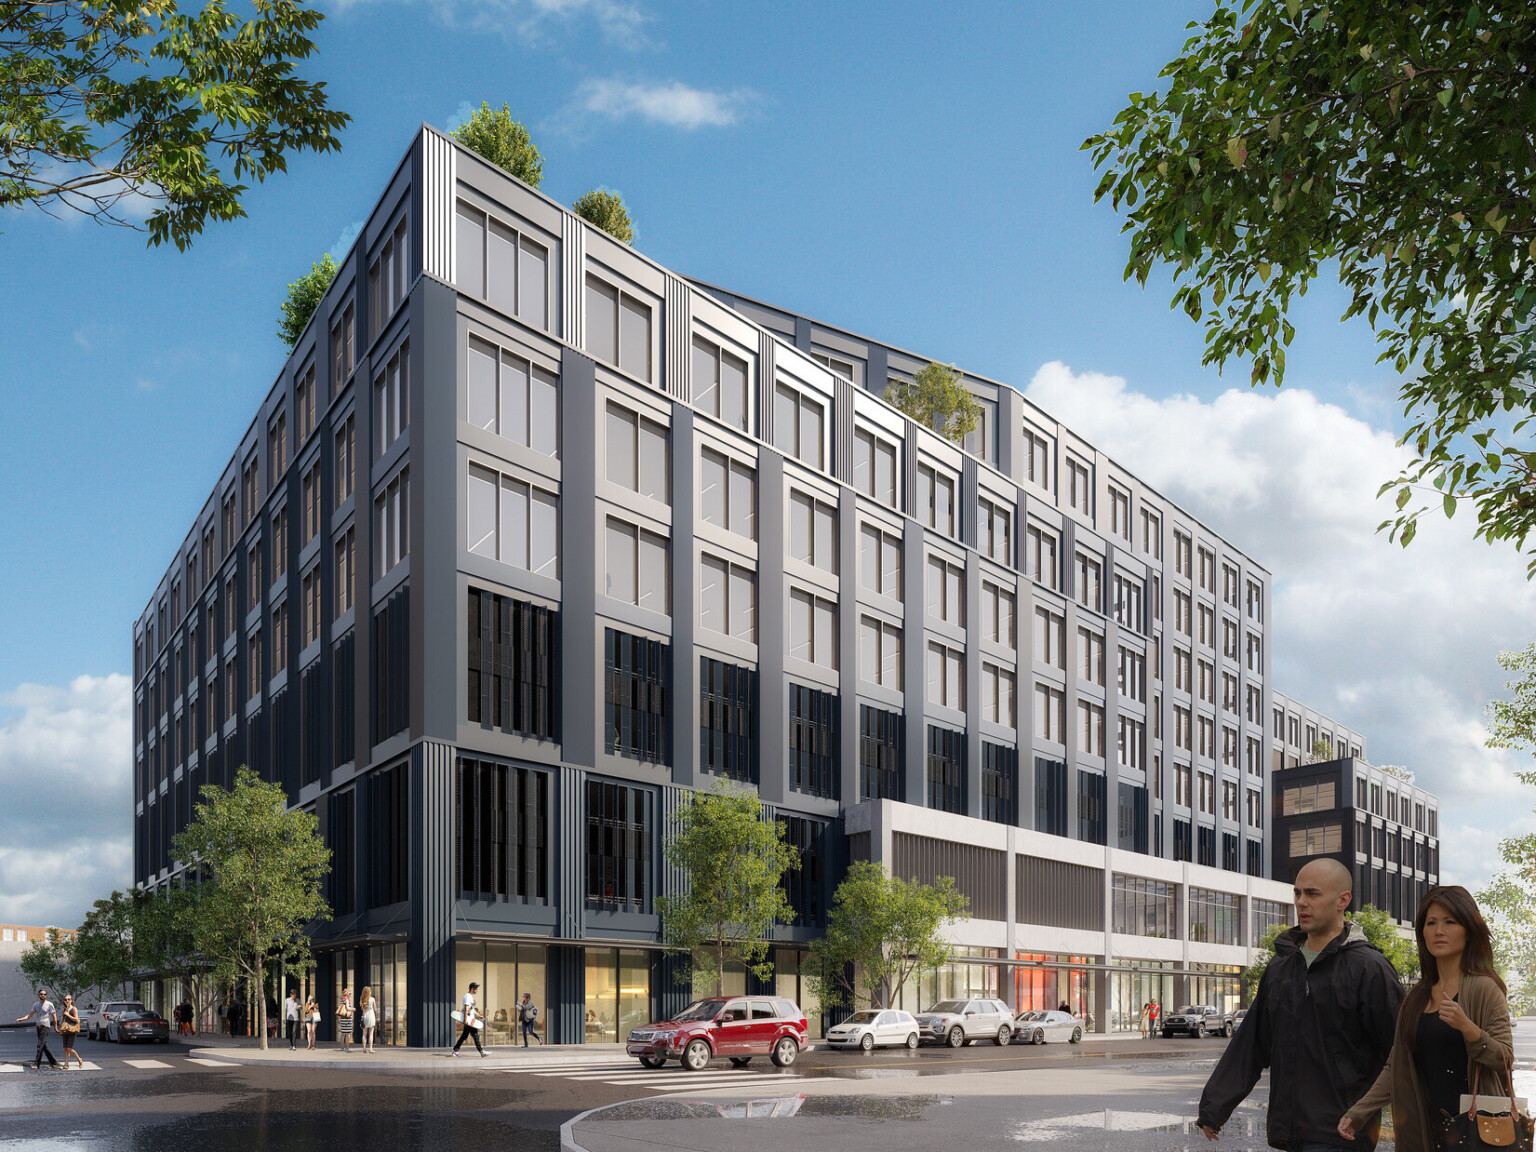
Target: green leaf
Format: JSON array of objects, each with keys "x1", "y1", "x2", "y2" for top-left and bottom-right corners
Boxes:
[{"x1": 1444, "y1": 493, "x2": 1458, "y2": 518}]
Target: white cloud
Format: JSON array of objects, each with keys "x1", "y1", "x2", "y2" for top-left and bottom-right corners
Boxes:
[
  {"x1": 570, "y1": 77, "x2": 756, "y2": 130},
  {"x1": 0, "y1": 675, "x2": 133, "y2": 928},
  {"x1": 1023, "y1": 363, "x2": 1536, "y2": 889},
  {"x1": 328, "y1": 0, "x2": 648, "y2": 47},
  {"x1": 328, "y1": 219, "x2": 363, "y2": 263}
]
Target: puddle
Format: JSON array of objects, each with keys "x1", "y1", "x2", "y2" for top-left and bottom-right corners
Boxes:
[
  {"x1": 1012, "y1": 1108, "x2": 1266, "y2": 1143},
  {"x1": 582, "y1": 1093, "x2": 951, "y2": 1123}
]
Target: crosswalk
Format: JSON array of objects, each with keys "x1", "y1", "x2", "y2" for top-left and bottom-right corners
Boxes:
[{"x1": 499, "y1": 1057, "x2": 804, "y2": 1094}]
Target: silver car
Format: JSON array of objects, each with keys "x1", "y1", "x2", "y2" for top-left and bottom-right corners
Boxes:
[
  {"x1": 914, "y1": 998, "x2": 1014, "y2": 1048},
  {"x1": 825, "y1": 1008, "x2": 921, "y2": 1051},
  {"x1": 1011, "y1": 1009, "x2": 1084, "y2": 1045},
  {"x1": 89, "y1": 1000, "x2": 146, "y2": 1042}
]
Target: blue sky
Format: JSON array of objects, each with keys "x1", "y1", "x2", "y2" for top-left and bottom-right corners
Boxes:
[{"x1": 0, "y1": 0, "x2": 1528, "y2": 925}]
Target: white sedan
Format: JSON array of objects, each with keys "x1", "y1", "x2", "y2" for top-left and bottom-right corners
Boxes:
[
  {"x1": 824, "y1": 1009, "x2": 921, "y2": 1051},
  {"x1": 1011, "y1": 1009, "x2": 1085, "y2": 1045}
]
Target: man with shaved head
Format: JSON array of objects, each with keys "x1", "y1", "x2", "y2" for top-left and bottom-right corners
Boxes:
[{"x1": 1197, "y1": 856, "x2": 1403, "y2": 1152}]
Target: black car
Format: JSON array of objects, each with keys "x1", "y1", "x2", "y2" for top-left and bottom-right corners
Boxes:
[{"x1": 112, "y1": 1008, "x2": 171, "y2": 1043}]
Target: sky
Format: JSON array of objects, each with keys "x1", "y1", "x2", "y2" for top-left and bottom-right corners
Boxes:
[{"x1": 1, "y1": 0, "x2": 1531, "y2": 928}]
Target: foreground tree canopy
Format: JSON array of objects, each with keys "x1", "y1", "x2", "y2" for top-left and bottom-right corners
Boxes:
[
  {"x1": 1086, "y1": 2, "x2": 1536, "y2": 571},
  {"x1": 2, "y1": 0, "x2": 349, "y2": 249}
]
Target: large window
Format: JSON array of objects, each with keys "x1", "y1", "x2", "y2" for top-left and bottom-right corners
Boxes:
[
  {"x1": 980, "y1": 662, "x2": 1015, "y2": 727},
  {"x1": 788, "y1": 684, "x2": 837, "y2": 798},
  {"x1": 375, "y1": 468, "x2": 410, "y2": 576},
  {"x1": 858, "y1": 705, "x2": 903, "y2": 802},
  {"x1": 926, "y1": 555, "x2": 964, "y2": 626},
  {"x1": 1078, "y1": 700, "x2": 1106, "y2": 757},
  {"x1": 926, "y1": 642, "x2": 964, "y2": 711},
  {"x1": 699, "y1": 554, "x2": 756, "y2": 640},
  {"x1": 269, "y1": 409, "x2": 288, "y2": 480},
  {"x1": 1113, "y1": 573, "x2": 1144, "y2": 632},
  {"x1": 694, "y1": 336, "x2": 750, "y2": 432},
  {"x1": 1025, "y1": 523, "x2": 1058, "y2": 590},
  {"x1": 917, "y1": 463, "x2": 956, "y2": 537},
  {"x1": 977, "y1": 495, "x2": 1011, "y2": 563},
  {"x1": 375, "y1": 341, "x2": 410, "y2": 458},
  {"x1": 369, "y1": 216, "x2": 408, "y2": 333},
  {"x1": 1034, "y1": 607, "x2": 1065, "y2": 668},
  {"x1": 335, "y1": 528, "x2": 356, "y2": 617},
  {"x1": 1078, "y1": 627, "x2": 1105, "y2": 686},
  {"x1": 586, "y1": 274, "x2": 652, "y2": 382},
  {"x1": 331, "y1": 303, "x2": 354, "y2": 385},
  {"x1": 1065, "y1": 456, "x2": 1092, "y2": 515},
  {"x1": 1035, "y1": 757, "x2": 1068, "y2": 837},
  {"x1": 1252, "y1": 897, "x2": 1290, "y2": 941},
  {"x1": 455, "y1": 202, "x2": 549, "y2": 329},
  {"x1": 1077, "y1": 770, "x2": 1106, "y2": 845},
  {"x1": 1289, "y1": 823, "x2": 1343, "y2": 857},
  {"x1": 372, "y1": 587, "x2": 410, "y2": 743},
  {"x1": 586, "y1": 779, "x2": 650, "y2": 912},
  {"x1": 858, "y1": 523, "x2": 903, "y2": 599},
  {"x1": 1189, "y1": 888, "x2": 1239, "y2": 945},
  {"x1": 853, "y1": 428, "x2": 897, "y2": 507},
  {"x1": 335, "y1": 415, "x2": 355, "y2": 507},
  {"x1": 981, "y1": 581, "x2": 1015, "y2": 646},
  {"x1": 789, "y1": 490, "x2": 837, "y2": 572},
  {"x1": 1282, "y1": 780, "x2": 1336, "y2": 815},
  {"x1": 774, "y1": 383, "x2": 824, "y2": 468},
  {"x1": 456, "y1": 757, "x2": 549, "y2": 901},
  {"x1": 603, "y1": 629, "x2": 668, "y2": 763},
  {"x1": 602, "y1": 403, "x2": 668, "y2": 502},
  {"x1": 605, "y1": 519, "x2": 669, "y2": 613},
  {"x1": 1025, "y1": 427, "x2": 1052, "y2": 489},
  {"x1": 468, "y1": 466, "x2": 559, "y2": 576},
  {"x1": 1076, "y1": 552, "x2": 1102, "y2": 612},
  {"x1": 789, "y1": 588, "x2": 837, "y2": 667},
  {"x1": 779, "y1": 816, "x2": 825, "y2": 926},
  {"x1": 981, "y1": 743, "x2": 1017, "y2": 825},
  {"x1": 858, "y1": 615, "x2": 902, "y2": 688},
  {"x1": 1034, "y1": 683, "x2": 1065, "y2": 742},
  {"x1": 469, "y1": 339, "x2": 558, "y2": 456},
  {"x1": 467, "y1": 590, "x2": 557, "y2": 739},
  {"x1": 700, "y1": 448, "x2": 752, "y2": 536},
  {"x1": 700, "y1": 658, "x2": 755, "y2": 783},
  {"x1": 1112, "y1": 875, "x2": 1173, "y2": 938},
  {"x1": 927, "y1": 726, "x2": 965, "y2": 814}
]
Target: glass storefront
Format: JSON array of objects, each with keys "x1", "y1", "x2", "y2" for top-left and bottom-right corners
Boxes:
[
  {"x1": 1108, "y1": 960, "x2": 1176, "y2": 1031},
  {"x1": 367, "y1": 942, "x2": 409, "y2": 1046},
  {"x1": 771, "y1": 949, "x2": 822, "y2": 1039},
  {"x1": 1189, "y1": 963, "x2": 1243, "y2": 1015},
  {"x1": 880, "y1": 946, "x2": 1003, "y2": 1015},
  {"x1": 584, "y1": 947, "x2": 652, "y2": 1043},
  {"x1": 1014, "y1": 953, "x2": 1097, "y2": 1023},
  {"x1": 333, "y1": 951, "x2": 356, "y2": 1034},
  {"x1": 455, "y1": 941, "x2": 548, "y2": 1048}
]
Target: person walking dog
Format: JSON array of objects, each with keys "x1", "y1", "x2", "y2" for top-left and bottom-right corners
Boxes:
[
  {"x1": 16, "y1": 988, "x2": 59, "y2": 1070},
  {"x1": 452, "y1": 982, "x2": 485, "y2": 1057},
  {"x1": 1197, "y1": 858, "x2": 1403, "y2": 1152},
  {"x1": 1338, "y1": 886, "x2": 1516, "y2": 1152},
  {"x1": 518, "y1": 992, "x2": 543, "y2": 1047}
]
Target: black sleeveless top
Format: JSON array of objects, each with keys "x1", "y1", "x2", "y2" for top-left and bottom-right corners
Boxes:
[{"x1": 1415, "y1": 1000, "x2": 1470, "y2": 1131}]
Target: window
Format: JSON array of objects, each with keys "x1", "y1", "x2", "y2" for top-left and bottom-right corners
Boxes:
[
  {"x1": 1197, "y1": 603, "x2": 1215, "y2": 649},
  {"x1": 1246, "y1": 632, "x2": 1263, "y2": 673},
  {"x1": 1117, "y1": 646, "x2": 1146, "y2": 703},
  {"x1": 272, "y1": 601, "x2": 289, "y2": 673},
  {"x1": 297, "y1": 364, "x2": 318, "y2": 445},
  {"x1": 1173, "y1": 530, "x2": 1192, "y2": 578},
  {"x1": 1025, "y1": 427, "x2": 1052, "y2": 488},
  {"x1": 788, "y1": 588, "x2": 837, "y2": 667},
  {"x1": 1221, "y1": 563, "x2": 1240, "y2": 608},
  {"x1": 926, "y1": 555, "x2": 964, "y2": 626},
  {"x1": 1174, "y1": 705, "x2": 1192, "y2": 751},
  {"x1": 335, "y1": 528, "x2": 355, "y2": 617},
  {"x1": 926, "y1": 726, "x2": 965, "y2": 814},
  {"x1": 1140, "y1": 508, "x2": 1161, "y2": 558},
  {"x1": 858, "y1": 523, "x2": 903, "y2": 599},
  {"x1": 224, "y1": 573, "x2": 237, "y2": 637},
  {"x1": 1112, "y1": 573, "x2": 1143, "y2": 631},
  {"x1": 1290, "y1": 715, "x2": 1302, "y2": 746},
  {"x1": 1078, "y1": 770, "x2": 1107, "y2": 844},
  {"x1": 605, "y1": 403, "x2": 668, "y2": 502},
  {"x1": 1118, "y1": 715, "x2": 1145, "y2": 770},
  {"x1": 1221, "y1": 672, "x2": 1239, "y2": 712},
  {"x1": 700, "y1": 658, "x2": 755, "y2": 783},
  {"x1": 272, "y1": 506, "x2": 289, "y2": 579},
  {"x1": 789, "y1": 490, "x2": 837, "y2": 572},
  {"x1": 779, "y1": 816, "x2": 825, "y2": 925},
  {"x1": 604, "y1": 519, "x2": 669, "y2": 613},
  {"x1": 1077, "y1": 626, "x2": 1105, "y2": 686},
  {"x1": 241, "y1": 454, "x2": 259, "y2": 527},
  {"x1": 335, "y1": 415, "x2": 355, "y2": 506},
  {"x1": 268, "y1": 410, "x2": 289, "y2": 480},
  {"x1": 1189, "y1": 888, "x2": 1238, "y2": 945},
  {"x1": 1034, "y1": 683, "x2": 1066, "y2": 741},
  {"x1": 224, "y1": 654, "x2": 237, "y2": 717},
  {"x1": 980, "y1": 662, "x2": 1015, "y2": 727},
  {"x1": 853, "y1": 428, "x2": 898, "y2": 508},
  {"x1": 301, "y1": 567, "x2": 322, "y2": 647},
  {"x1": 694, "y1": 336, "x2": 751, "y2": 432},
  {"x1": 1246, "y1": 736, "x2": 1262, "y2": 776},
  {"x1": 814, "y1": 350, "x2": 858, "y2": 382},
  {"x1": 1222, "y1": 617, "x2": 1239, "y2": 660},
  {"x1": 1110, "y1": 486, "x2": 1131, "y2": 541},
  {"x1": 1247, "y1": 787, "x2": 1264, "y2": 828},
  {"x1": 1175, "y1": 763, "x2": 1193, "y2": 807},
  {"x1": 247, "y1": 540, "x2": 263, "y2": 609},
  {"x1": 926, "y1": 642, "x2": 964, "y2": 711},
  {"x1": 1075, "y1": 552, "x2": 1101, "y2": 611},
  {"x1": 604, "y1": 629, "x2": 669, "y2": 763},
  {"x1": 1034, "y1": 606, "x2": 1065, "y2": 669},
  {"x1": 246, "y1": 629, "x2": 262, "y2": 700},
  {"x1": 586, "y1": 779, "x2": 651, "y2": 911},
  {"x1": 1174, "y1": 590, "x2": 1192, "y2": 637},
  {"x1": 1196, "y1": 659, "x2": 1215, "y2": 704},
  {"x1": 1247, "y1": 579, "x2": 1264, "y2": 622},
  {"x1": 374, "y1": 341, "x2": 410, "y2": 457},
  {"x1": 455, "y1": 202, "x2": 549, "y2": 329},
  {"x1": 1222, "y1": 779, "x2": 1238, "y2": 821},
  {"x1": 1025, "y1": 523, "x2": 1058, "y2": 590},
  {"x1": 980, "y1": 580, "x2": 1015, "y2": 646},
  {"x1": 1198, "y1": 770, "x2": 1215, "y2": 815},
  {"x1": 374, "y1": 468, "x2": 410, "y2": 576},
  {"x1": 585, "y1": 274, "x2": 652, "y2": 383},
  {"x1": 979, "y1": 743, "x2": 1017, "y2": 825},
  {"x1": 331, "y1": 301, "x2": 355, "y2": 384},
  {"x1": 917, "y1": 463, "x2": 956, "y2": 537},
  {"x1": 1290, "y1": 823, "x2": 1343, "y2": 857},
  {"x1": 466, "y1": 591, "x2": 557, "y2": 738},
  {"x1": 788, "y1": 684, "x2": 837, "y2": 797},
  {"x1": 977, "y1": 496, "x2": 1011, "y2": 563},
  {"x1": 369, "y1": 217, "x2": 408, "y2": 333},
  {"x1": 467, "y1": 465, "x2": 559, "y2": 577},
  {"x1": 858, "y1": 616, "x2": 902, "y2": 688},
  {"x1": 1198, "y1": 547, "x2": 1216, "y2": 592},
  {"x1": 468, "y1": 339, "x2": 559, "y2": 456},
  {"x1": 774, "y1": 384, "x2": 823, "y2": 470},
  {"x1": 1198, "y1": 715, "x2": 1215, "y2": 759},
  {"x1": 1282, "y1": 781, "x2": 1336, "y2": 815},
  {"x1": 699, "y1": 555, "x2": 756, "y2": 641},
  {"x1": 859, "y1": 706, "x2": 904, "y2": 802},
  {"x1": 301, "y1": 463, "x2": 321, "y2": 545},
  {"x1": 699, "y1": 447, "x2": 752, "y2": 536},
  {"x1": 1065, "y1": 456, "x2": 1092, "y2": 515},
  {"x1": 455, "y1": 758, "x2": 549, "y2": 901},
  {"x1": 1113, "y1": 876, "x2": 1173, "y2": 938},
  {"x1": 1078, "y1": 700, "x2": 1106, "y2": 756},
  {"x1": 1246, "y1": 684, "x2": 1262, "y2": 724}
]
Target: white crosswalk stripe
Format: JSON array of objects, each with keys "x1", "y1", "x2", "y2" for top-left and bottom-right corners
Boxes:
[
  {"x1": 186, "y1": 1057, "x2": 238, "y2": 1067},
  {"x1": 122, "y1": 1058, "x2": 173, "y2": 1069}
]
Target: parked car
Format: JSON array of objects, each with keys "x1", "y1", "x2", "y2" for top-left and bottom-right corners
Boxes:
[
  {"x1": 1011, "y1": 1009, "x2": 1084, "y2": 1045},
  {"x1": 1161, "y1": 1004, "x2": 1232, "y2": 1038},
  {"x1": 88, "y1": 1001, "x2": 145, "y2": 1041},
  {"x1": 1231, "y1": 1008, "x2": 1248, "y2": 1031},
  {"x1": 914, "y1": 998, "x2": 1014, "y2": 1048},
  {"x1": 110, "y1": 1007, "x2": 170, "y2": 1043},
  {"x1": 625, "y1": 996, "x2": 809, "y2": 1071},
  {"x1": 825, "y1": 1009, "x2": 921, "y2": 1051}
]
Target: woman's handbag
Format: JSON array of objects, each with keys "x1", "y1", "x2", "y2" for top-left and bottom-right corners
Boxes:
[
  {"x1": 1447, "y1": 1063, "x2": 1534, "y2": 1152},
  {"x1": 311, "y1": 1010, "x2": 323, "y2": 1024}
]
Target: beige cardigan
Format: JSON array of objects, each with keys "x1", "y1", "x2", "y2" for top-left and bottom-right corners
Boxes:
[{"x1": 1344, "y1": 973, "x2": 1513, "y2": 1152}]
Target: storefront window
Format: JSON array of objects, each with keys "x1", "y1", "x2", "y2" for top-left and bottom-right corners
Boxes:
[
  {"x1": 1189, "y1": 964, "x2": 1242, "y2": 1015},
  {"x1": 584, "y1": 947, "x2": 652, "y2": 1043},
  {"x1": 771, "y1": 949, "x2": 822, "y2": 1039},
  {"x1": 368, "y1": 942, "x2": 409, "y2": 1045},
  {"x1": 1107, "y1": 961, "x2": 1175, "y2": 1032},
  {"x1": 456, "y1": 941, "x2": 548, "y2": 1047},
  {"x1": 1014, "y1": 952, "x2": 1097, "y2": 1023}
]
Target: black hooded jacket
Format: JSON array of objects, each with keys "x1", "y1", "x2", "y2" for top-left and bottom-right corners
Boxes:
[{"x1": 1198, "y1": 922, "x2": 1404, "y2": 1152}]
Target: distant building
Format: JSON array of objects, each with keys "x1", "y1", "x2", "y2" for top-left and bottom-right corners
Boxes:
[
  {"x1": 0, "y1": 924, "x2": 76, "y2": 943},
  {"x1": 1270, "y1": 690, "x2": 1366, "y2": 771}
]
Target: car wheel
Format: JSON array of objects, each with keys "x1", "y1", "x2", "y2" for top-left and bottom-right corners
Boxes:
[
  {"x1": 682, "y1": 1039, "x2": 711, "y2": 1071},
  {"x1": 905, "y1": 1032, "x2": 918, "y2": 1050},
  {"x1": 638, "y1": 1055, "x2": 664, "y2": 1069},
  {"x1": 995, "y1": 1026, "x2": 1011, "y2": 1047},
  {"x1": 1222, "y1": 1024, "x2": 1231, "y2": 1038},
  {"x1": 730, "y1": 1056, "x2": 753, "y2": 1068},
  {"x1": 860, "y1": 1033, "x2": 874, "y2": 1052},
  {"x1": 1070, "y1": 1027, "x2": 1083, "y2": 1043},
  {"x1": 770, "y1": 1037, "x2": 799, "y2": 1068},
  {"x1": 1032, "y1": 1028, "x2": 1045, "y2": 1046},
  {"x1": 1161, "y1": 1030, "x2": 1171, "y2": 1039},
  {"x1": 945, "y1": 1026, "x2": 965, "y2": 1049},
  {"x1": 1196, "y1": 1023, "x2": 1206, "y2": 1039}
]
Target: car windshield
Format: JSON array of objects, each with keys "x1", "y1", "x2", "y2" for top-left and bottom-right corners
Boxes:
[
  {"x1": 926, "y1": 1001, "x2": 964, "y2": 1014},
  {"x1": 1017, "y1": 1011, "x2": 1045, "y2": 1021},
  {"x1": 1177, "y1": 1006, "x2": 1199, "y2": 1014},
  {"x1": 671, "y1": 1000, "x2": 728, "y2": 1022},
  {"x1": 843, "y1": 1011, "x2": 881, "y2": 1024}
]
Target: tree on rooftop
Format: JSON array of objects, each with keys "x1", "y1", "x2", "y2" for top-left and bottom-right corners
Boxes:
[
  {"x1": 277, "y1": 253, "x2": 337, "y2": 346},
  {"x1": 573, "y1": 188, "x2": 635, "y2": 245},
  {"x1": 884, "y1": 362, "x2": 983, "y2": 445},
  {"x1": 451, "y1": 103, "x2": 543, "y2": 187}
]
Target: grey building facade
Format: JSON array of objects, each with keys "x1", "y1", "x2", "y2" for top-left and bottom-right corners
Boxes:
[{"x1": 132, "y1": 125, "x2": 1297, "y2": 1046}]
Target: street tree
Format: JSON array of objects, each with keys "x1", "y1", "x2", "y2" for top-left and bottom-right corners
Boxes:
[
  {"x1": 884, "y1": 362, "x2": 982, "y2": 445},
  {"x1": 18, "y1": 929, "x2": 90, "y2": 1002},
  {"x1": 1479, "y1": 868, "x2": 1536, "y2": 1013},
  {"x1": 134, "y1": 884, "x2": 223, "y2": 1028},
  {"x1": 72, "y1": 890, "x2": 138, "y2": 1000},
  {"x1": 1085, "y1": 2, "x2": 1536, "y2": 572},
  {"x1": 451, "y1": 103, "x2": 542, "y2": 187},
  {"x1": 171, "y1": 765, "x2": 330, "y2": 1049},
  {"x1": 572, "y1": 188, "x2": 634, "y2": 245},
  {"x1": 808, "y1": 861, "x2": 969, "y2": 1010},
  {"x1": 657, "y1": 781, "x2": 798, "y2": 996},
  {"x1": 277, "y1": 253, "x2": 337, "y2": 346},
  {"x1": 3, "y1": 0, "x2": 349, "y2": 250}
]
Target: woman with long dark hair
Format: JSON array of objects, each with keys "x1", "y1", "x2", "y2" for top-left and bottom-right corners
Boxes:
[{"x1": 1338, "y1": 886, "x2": 1514, "y2": 1152}]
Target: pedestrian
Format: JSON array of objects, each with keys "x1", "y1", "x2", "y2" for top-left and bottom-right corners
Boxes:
[
  {"x1": 452, "y1": 981, "x2": 485, "y2": 1057},
  {"x1": 1149, "y1": 999, "x2": 1161, "y2": 1037},
  {"x1": 337, "y1": 986, "x2": 354, "y2": 1052},
  {"x1": 284, "y1": 988, "x2": 302, "y2": 1051},
  {"x1": 58, "y1": 994, "x2": 84, "y2": 1070},
  {"x1": 518, "y1": 992, "x2": 543, "y2": 1047},
  {"x1": 15, "y1": 987, "x2": 59, "y2": 1070},
  {"x1": 1197, "y1": 858, "x2": 1403, "y2": 1151},
  {"x1": 180, "y1": 998, "x2": 193, "y2": 1037},
  {"x1": 1139, "y1": 1001, "x2": 1151, "y2": 1039},
  {"x1": 1338, "y1": 886, "x2": 1514, "y2": 1152},
  {"x1": 1058, "y1": 1000, "x2": 1070, "y2": 1013},
  {"x1": 266, "y1": 994, "x2": 279, "y2": 1041},
  {"x1": 359, "y1": 986, "x2": 376, "y2": 1053},
  {"x1": 218, "y1": 995, "x2": 229, "y2": 1035},
  {"x1": 303, "y1": 994, "x2": 320, "y2": 1050}
]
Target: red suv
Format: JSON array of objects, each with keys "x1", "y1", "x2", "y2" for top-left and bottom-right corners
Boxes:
[{"x1": 626, "y1": 996, "x2": 809, "y2": 1071}]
